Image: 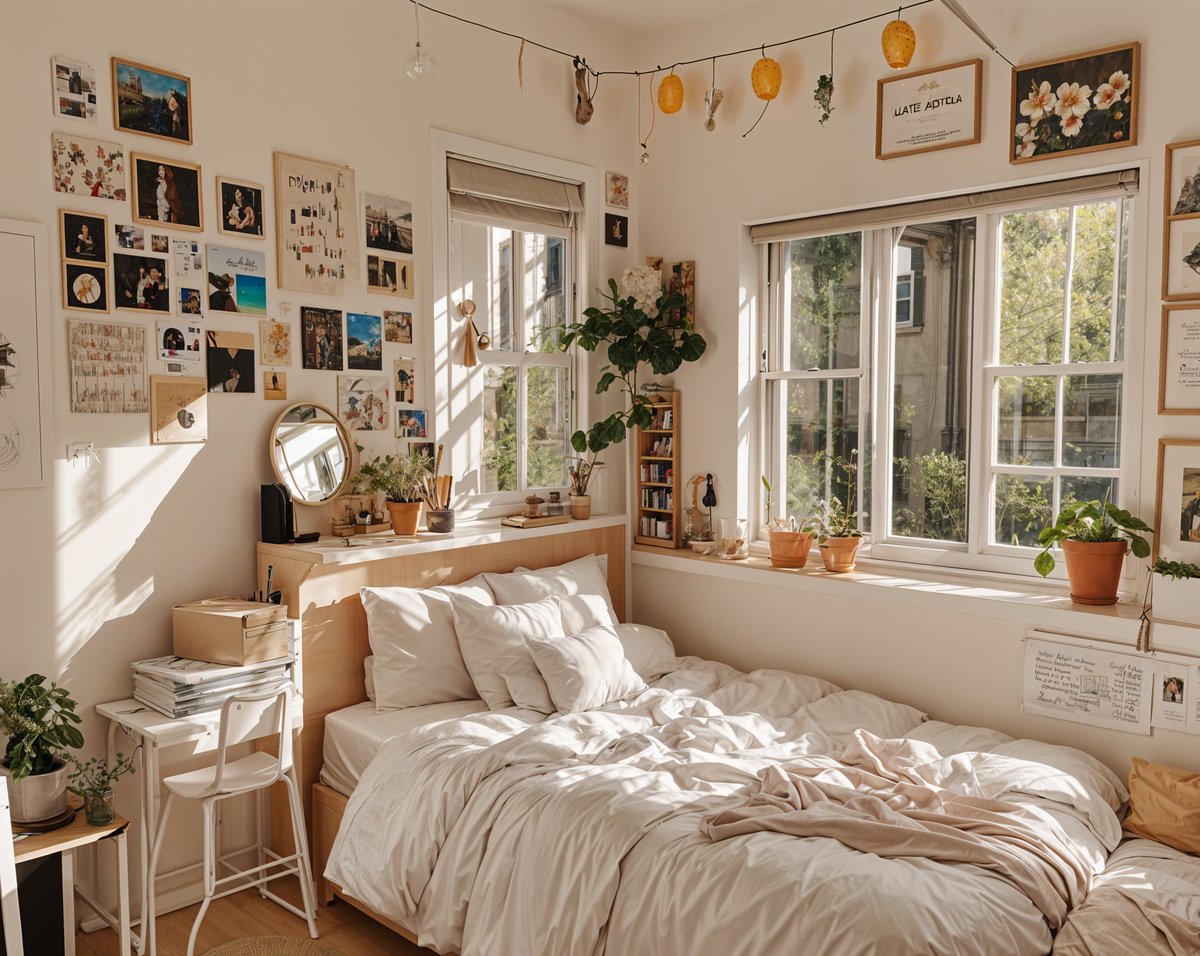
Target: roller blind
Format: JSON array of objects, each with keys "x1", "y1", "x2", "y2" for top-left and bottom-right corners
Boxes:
[
  {"x1": 448, "y1": 156, "x2": 584, "y2": 229},
  {"x1": 750, "y1": 168, "x2": 1139, "y2": 244}
]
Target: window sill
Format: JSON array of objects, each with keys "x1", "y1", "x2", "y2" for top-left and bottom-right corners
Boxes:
[{"x1": 631, "y1": 545, "x2": 1144, "y2": 644}]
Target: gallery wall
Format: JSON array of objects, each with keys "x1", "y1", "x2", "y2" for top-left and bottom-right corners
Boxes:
[{"x1": 630, "y1": 0, "x2": 1200, "y2": 773}]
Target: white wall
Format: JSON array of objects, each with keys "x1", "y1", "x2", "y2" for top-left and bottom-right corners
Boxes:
[
  {"x1": 0, "y1": 0, "x2": 637, "y2": 901},
  {"x1": 631, "y1": 0, "x2": 1200, "y2": 774}
]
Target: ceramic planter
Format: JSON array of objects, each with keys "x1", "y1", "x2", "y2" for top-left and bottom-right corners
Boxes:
[
  {"x1": 1, "y1": 759, "x2": 69, "y2": 824},
  {"x1": 1153, "y1": 574, "x2": 1200, "y2": 625},
  {"x1": 569, "y1": 494, "x2": 591, "y2": 520},
  {"x1": 768, "y1": 529, "x2": 815, "y2": 569},
  {"x1": 819, "y1": 536, "x2": 861, "y2": 573},
  {"x1": 1061, "y1": 539, "x2": 1128, "y2": 605},
  {"x1": 385, "y1": 500, "x2": 422, "y2": 535},
  {"x1": 425, "y1": 509, "x2": 455, "y2": 534}
]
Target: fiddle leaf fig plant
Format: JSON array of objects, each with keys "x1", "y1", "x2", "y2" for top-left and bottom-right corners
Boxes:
[{"x1": 1033, "y1": 498, "x2": 1153, "y2": 577}]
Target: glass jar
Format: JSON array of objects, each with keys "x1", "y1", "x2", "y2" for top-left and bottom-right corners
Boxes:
[
  {"x1": 717, "y1": 517, "x2": 749, "y2": 560},
  {"x1": 84, "y1": 786, "x2": 115, "y2": 826}
]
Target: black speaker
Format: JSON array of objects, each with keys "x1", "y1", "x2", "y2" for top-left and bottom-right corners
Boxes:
[{"x1": 261, "y1": 482, "x2": 294, "y2": 544}]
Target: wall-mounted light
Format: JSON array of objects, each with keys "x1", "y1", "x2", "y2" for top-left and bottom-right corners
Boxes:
[{"x1": 881, "y1": 13, "x2": 916, "y2": 70}]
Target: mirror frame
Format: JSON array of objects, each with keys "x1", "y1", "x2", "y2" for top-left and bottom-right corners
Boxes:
[{"x1": 269, "y1": 401, "x2": 354, "y2": 505}]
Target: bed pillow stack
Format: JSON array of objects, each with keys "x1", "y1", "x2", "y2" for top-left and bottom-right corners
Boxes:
[{"x1": 527, "y1": 624, "x2": 646, "y2": 713}]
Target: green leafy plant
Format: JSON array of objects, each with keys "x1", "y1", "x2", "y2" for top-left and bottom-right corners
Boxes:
[
  {"x1": 68, "y1": 751, "x2": 137, "y2": 795},
  {"x1": 557, "y1": 266, "x2": 707, "y2": 456},
  {"x1": 353, "y1": 449, "x2": 433, "y2": 502},
  {"x1": 761, "y1": 475, "x2": 773, "y2": 527},
  {"x1": 814, "y1": 497, "x2": 863, "y2": 540},
  {"x1": 813, "y1": 73, "x2": 835, "y2": 125},
  {"x1": 1152, "y1": 558, "x2": 1200, "y2": 580},
  {"x1": 0, "y1": 675, "x2": 84, "y2": 779},
  {"x1": 1033, "y1": 498, "x2": 1153, "y2": 577}
]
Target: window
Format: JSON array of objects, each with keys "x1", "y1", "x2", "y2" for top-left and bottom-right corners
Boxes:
[{"x1": 761, "y1": 174, "x2": 1138, "y2": 576}]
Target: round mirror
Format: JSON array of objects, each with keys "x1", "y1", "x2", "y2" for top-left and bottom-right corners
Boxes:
[{"x1": 270, "y1": 402, "x2": 352, "y2": 505}]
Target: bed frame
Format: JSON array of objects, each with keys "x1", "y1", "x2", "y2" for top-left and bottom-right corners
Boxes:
[{"x1": 256, "y1": 519, "x2": 628, "y2": 943}]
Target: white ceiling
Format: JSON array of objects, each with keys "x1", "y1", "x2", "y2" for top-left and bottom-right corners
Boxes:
[{"x1": 526, "y1": 0, "x2": 781, "y2": 35}]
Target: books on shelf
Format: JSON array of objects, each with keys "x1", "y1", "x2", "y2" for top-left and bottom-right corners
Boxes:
[
  {"x1": 640, "y1": 462, "x2": 672, "y2": 483},
  {"x1": 638, "y1": 515, "x2": 674, "y2": 539},
  {"x1": 131, "y1": 653, "x2": 293, "y2": 718}
]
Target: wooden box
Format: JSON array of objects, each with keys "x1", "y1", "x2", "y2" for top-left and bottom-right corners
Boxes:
[{"x1": 172, "y1": 598, "x2": 288, "y2": 666}]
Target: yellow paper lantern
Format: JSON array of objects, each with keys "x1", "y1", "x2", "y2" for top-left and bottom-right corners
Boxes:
[
  {"x1": 881, "y1": 18, "x2": 916, "y2": 69},
  {"x1": 751, "y1": 56, "x2": 782, "y2": 101},
  {"x1": 658, "y1": 72, "x2": 684, "y2": 114}
]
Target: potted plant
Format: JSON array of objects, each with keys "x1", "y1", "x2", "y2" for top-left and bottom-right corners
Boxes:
[
  {"x1": 568, "y1": 455, "x2": 597, "y2": 519},
  {"x1": 69, "y1": 751, "x2": 137, "y2": 826},
  {"x1": 354, "y1": 448, "x2": 433, "y2": 535},
  {"x1": 0, "y1": 674, "x2": 84, "y2": 823},
  {"x1": 815, "y1": 497, "x2": 864, "y2": 573},
  {"x1": 762, "y1": 476, "x2": 815, "y2": 568},
  {"x1": 1033, "y1": 497, "x2": 1153, "y2": 605},
  {"x1": 556, "y1": 264, "x2": 707, "y2": 484},
  {"x1": 1150, "y1": 558, "x2": 1200, "y2": 625}
]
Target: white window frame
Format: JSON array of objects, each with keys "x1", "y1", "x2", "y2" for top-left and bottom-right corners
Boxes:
[{"x1": 759, "y1": 172, "x2": 1146, "y2": 581}]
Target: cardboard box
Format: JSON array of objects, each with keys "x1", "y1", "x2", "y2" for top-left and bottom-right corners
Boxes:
[{"x1": 172, "y1": 598, "x2": 288, "y2": 666}]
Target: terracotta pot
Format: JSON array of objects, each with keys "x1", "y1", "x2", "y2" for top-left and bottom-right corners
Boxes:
[
  {"x1": 768, "y1": 529, "x2": 814, "y2": 569},
  {"x1": 570, "y1": 494, "x2": 591, "y2": 520},
  {"x1": 385, "y1": 500, "x2": 422, "y2": 535},
  {"x1": 1062, "y1": 539, "x2": 1128, "y2": 605},
  {"x1": 819, "y1": 536, "x2": 861, "y2": 573}
]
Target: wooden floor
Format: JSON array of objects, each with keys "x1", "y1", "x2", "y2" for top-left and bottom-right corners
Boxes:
[{"x1": 75, "y1": 882, "x2": 436, "y2": 956}]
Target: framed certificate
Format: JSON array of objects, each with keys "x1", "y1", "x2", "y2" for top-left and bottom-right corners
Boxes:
[{"x1": 876, "y1": 59, "x2": 982, "y2": 161}]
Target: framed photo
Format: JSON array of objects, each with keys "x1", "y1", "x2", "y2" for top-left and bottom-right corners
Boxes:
[
  {"x1": 113, "y1": 251, "x2": 169, "y2": 313},
  {"x1": 364, "y1": 194, "x2": 413, "y2": 253},
  {"x1": 605, "y1": 214, "x2": 629, "y2": 247},
  {"x1": 156, "y1": 319, "x2": 202, "y2": 362},
  {"x1": 1010, "y1": 43, "x2": 1138, "y2": 164},
  {"x1": 1154, "y1": 439, "x2": 1200, "y2": 563},
  {"x1": 62, "y1": 262, "x2": 108, "y2": 313},
  {"x1": 605, "y1": 172, "x2": 629, "y2": 208},
  {"x1": 406, "y1": 441, "x2": 435, "y2": 461},
  {"x1": 1159, "y1": 304, "x2": 1200, "y2": 414},
  {"x1": 150, "y1": 234, "x2": 169, "y2": 254},
  {"x1": 300, "y1": 306, "x2": 343, "y2": 370},
  {"x1": 393, "y1": 358, "x2": 415, "y2": 405},
  {"x1": 217, "y1": 177, "x2": 265, "y2": 239},
  {"x1": 395, "y1": 408, "x2": 427, "y2": 439},
  {"x1": 263, "y1": 370, "x2": 287, "y2": 401},
  {"x1": 205, "y1": 330, "x2": 256, "y2": 393},
  {"x1": 206, "y1": 244, "x2": 267, "y2": 315},
  {"x1": 274, "y1": 151, "x2": 359, "y2": 295},
  {"x1": 876, "y1": 59, "x2": 982, "y2": 161},
  {"x1": 346, "y1": 312, "x2": 383, "y2": 370},
  {"x1": 338, "y1": 375, "x2": 389, "y2": 432},
  {"x1": 150, "y1": 375, "x2": 207, "y2": 443},
  {"x1": 131, "y1": 154, "x2": 202, "y2": 231},
  {"x1": 68, "y1": 320, "x2": 147, "y2": 413},
  {"x1": 52, "y1": 57, "x2": 97, "y2": 122},
  {"x1": 367, "y1": 254, "x2": 413, "y2": 297},
  {"x1": 51, "y1": 132, "x2": 125, "y2": 201},
  {"x1": 384, "y1": 310, "x2": 412, "y2": 344},
  {"x1": 112, "y1": 58, "x2": 191, "y2": 144},
  {"x1": 1164, "y1": 219, "x2": 1200, "y2": 302},
  {"x1": 259, "y1": 320, "x2": 292, "y2": 366},
  {"x1": 60, "y1": 210, "x2": 107, "y2": 263}
]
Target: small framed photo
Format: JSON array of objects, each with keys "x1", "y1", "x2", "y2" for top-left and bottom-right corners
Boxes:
[
  {"x1": 406, "y1": 441, "x2": 435, "y2": 461},
  {"x1": 605, "y1": 213, "x2": 628, "y2": 247},
  {"x1": 205, "y1": 330, "x2": 256, "y2": 393},
  {"x1": 112, "y1": 58, "x2": 192, "y2": 144},
  {"x1": 367, "y1": 254, "x2": 413, "y2": 297},
  {"x1": 338, "y1": 375, "x2": 389, "y2": 432},
  {"x1": 1160, "y1": 304, "x2": 1200, "y2": 414},
  {"x1": 384, "y1": 310, "x2": 412, "y2": 344},
  {"x1": 300, "y1": 306, "x2": 343, "y2": 371},
  {"x1": 113, "y1": 251, "x2": 170, "y2": 314},
  {"x1": 605, "y1": 172, "x2": 629, "y2": 208},
  {"x1": 395, "y1": 408, "x2": 427, "y2": 439},
  {"x1": 1010, "y1": 43, "x2": 1137, "y2": 164},
  {"x1": 393, "y1": 358, "x2": 416, "y2": 404},
  {"x1": 52, "y1": 57, "x2": 97, "y2": 122},
  {"x1": 346, "y1": 312, "x2": 383, "y2": 370},
  {"x1": 60, "y1": 209, "x2": 108, "y2": 263},
  {"x1": 1164, "y1": 219, "x2": 1200, "y2": 302},
  {"x1": 217, "y1": 177, "x2": 265, "y2": 238},
  {"x1": 364, "y1": 194, "x2": 413, "y2": 253},
  {"x1": 260, "y1": 320, "x2": 292, "y2": 366},
  {"x1": 263, "y1": 370, "x2": 288, "y2": 401},
  {"x1": 876, "y1": 59, "x2": 982, "y2": 161},
  {"x1": 1154, "y1": 439, "x2": 1200, "y2": 563},
  {"x1": 62, "y1": 262, "x2": 108, "y2": 313},
  {"x1": 131, "y1": 153, "x2": 203, "y2": 231},
  {"x1": 150, "y1": 375, "x2": 207, "y2": 444},
  {"x1": 150, "y1": 234, "x2": 169, "y2": 254}
]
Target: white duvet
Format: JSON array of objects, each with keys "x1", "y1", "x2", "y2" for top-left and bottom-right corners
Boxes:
[{"x1": 325, "y1": 658, "x2": 1127, "y2": 956}]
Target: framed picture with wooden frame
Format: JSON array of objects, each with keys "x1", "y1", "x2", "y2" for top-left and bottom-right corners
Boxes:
[
  {"x1": 876, "y1": 58, "x2": 982, "y2": 161},
  {"x1": 1009, "y1": 42, "x2": 1138, "y2": 165},
  {"x1": 216, "y1": 176, "x2": 265, "y2": 239},
  {"x1": 1162, "y1": 139, "x2": 1200, "y2": 301},
  {"x1": 1154, "y1": 438, "x2": 1200, "y2": 563},
  {"x1": 149, "y1": 375, "x2": 208, "y2": 444},
  {"x1": 273, "y1": 151, "x2": 358, "y2": 295},
  {"x1": 1159, "y1": 303, "x2": 1200, "y2": 414},
  {"x1": 59, "y1": 209, "x2": 108, "y2": 263},
  {"x1": 130, "y1": 153, "x2": 203, "y2": 232},
  {"x1": 111, "y1": 57, "x2": 192, "y2": 144}
]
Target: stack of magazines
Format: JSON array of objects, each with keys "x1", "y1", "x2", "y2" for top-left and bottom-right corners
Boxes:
[{"x1": 132, "y1": 654, "x2": 294, "y2": 718}]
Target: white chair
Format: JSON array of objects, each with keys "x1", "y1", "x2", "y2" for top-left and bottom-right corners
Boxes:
[
  {"x1": 0, "y1": 778, "x2": 23, "y2": 956},
  {"x1": 145, "y1": 683, "x2": 317, "y2": 956}
]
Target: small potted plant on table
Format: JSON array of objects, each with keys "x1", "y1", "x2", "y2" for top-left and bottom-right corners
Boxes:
[
  {"x1": 0, "y1": 674, "x2": 84, "y2": 823},
  {"x1": 69, "y1": 751, "x2": 137, "y2": 826},
  {"x1": 1033, "y1": 497, "x2": 1153, "y2": 605},
  {"x1": 355, "y1": 448, "x2": 434, "y2": 536},
  {"x1": 568, "y1": 455, "x2": 597, "y2": 519},
  {"x1": 815, "y1": 497, "x2": 864, "y2": 573},
  {"x1": 1150, "y1": 558, "x2": 1200, "y2": 624}
]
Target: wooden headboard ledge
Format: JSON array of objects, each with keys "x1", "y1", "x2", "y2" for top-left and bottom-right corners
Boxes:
[{"x1": 256, "y1": 517, "x2": 627, "y2": 849}]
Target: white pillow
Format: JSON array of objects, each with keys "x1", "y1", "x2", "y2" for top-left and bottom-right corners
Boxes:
[
  {"x1": 364, "y1": 655, "x2": 376, "y2": 702},
  {"x1": 528, "y1": 625, "x2": 647, "y2": 714},
  {"x1": 615, "y1": 624, "x2": 676, "y2": 682},
  {"x1": 451, "y1": 595, "x2": 566, "y2": 710},
  {"x1": 360, "y1": 576, "x2": 492, "y2": 711},
  {"x1": 486, "y1": 554, "x2": 618, "y2": 625}
]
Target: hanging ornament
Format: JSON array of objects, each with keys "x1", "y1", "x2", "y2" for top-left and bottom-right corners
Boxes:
[
  {"x1": 881, "y1": 12, "x2": 916, "y2": 69},
  {"x1": 403, "y1": 2, "x2": 438, "y2": 81},
  {"x1": 458, "y1": 300, "x2": 479, "y2": 368},
  {"x1": 744, "y1": 47, "x2": 781, "y2": 138},
  {"x1": 703, "y1": 58, "x2": 723, "y2": 132},
  {"x1": 658, "y1": 70, "x2": 684, "y2": 114},
  {"x1": 517, "y1": 38, "x2": 525, "y2": 91},
  {"x1": 637, "y1": 70, "x2": 657, "y2": 164},
  {"x1": 574, "y1": 57, "x2": 598, "y2": 124},
  {"x1": 814, "y1": 30, "x2": 835, "y2": 125}
]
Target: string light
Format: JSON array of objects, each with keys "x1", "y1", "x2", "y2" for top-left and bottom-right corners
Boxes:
[{"x1": 404, "y1": 2, "x2": 438, "y2": 81}]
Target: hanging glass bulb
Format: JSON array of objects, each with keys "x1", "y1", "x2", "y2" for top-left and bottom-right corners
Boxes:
[
  {"x1": 404, "y1": 3, "x2": 437, "y2": 82},
  {"x1": 640, "y1": 147, "x2": 650, "y2": 166}
]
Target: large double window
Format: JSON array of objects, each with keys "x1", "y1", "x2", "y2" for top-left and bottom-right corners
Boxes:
[{"x1": 760, "y1": 171, "x2": 1138, "y2": 575}]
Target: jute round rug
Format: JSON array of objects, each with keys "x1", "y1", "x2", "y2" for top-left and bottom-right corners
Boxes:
[{"x1": 202, "y1": 938, "x2": 344, "y2": 956}]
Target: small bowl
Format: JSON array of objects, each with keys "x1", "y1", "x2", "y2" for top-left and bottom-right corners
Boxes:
[{"x1": 689, "y1": 539, "x2": 714, "y2": 554}]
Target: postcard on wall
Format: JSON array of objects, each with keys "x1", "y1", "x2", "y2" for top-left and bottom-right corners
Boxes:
[
  {"x1": 367, "y1": 254, "x2": 413, "y2": 297},
  {"x1": 384, "y1": 310, "x2": 412, "y2": 344},
  {"x1": 156, "y1": 319, "x2": 202, "y2": 363},
  {"x1": 395, "y1": 408, "x2": 427, "y2": 438},
  {"x1": 52, "y1": 57, "x2": 97, "y2": 122},
  {"x1": 173, "y1": 238, "x2": 203, "y2": 282},
  {"x1": 68, "y1": 320, "x2": 148, "y2": 413},
  {"x1": 51, "y1": 132, "x2": 126, "y2": 201},
  {"x1": 274, "y1": 151, "x2": 359, "y2": 295},
  {"x1": 131, "y1": 153, "x2": 202, "y2": 231},
  {"x1": 113, "y1": 58, "x2": 191, "y2": 143},
  {"x1": 263, "y1": 370, "x2": 287, "y2": 401},
  {"x1": 337, "y1": 374, "x2": 388, "y2": 432},
  {"x1": 112, "y1": 251, "x2": 169, "y2": 314},
  {"x1": 206, "y1": 244, "x2": 267, "y2": 315},
  {"x1": 393, "y1": 358, "x2": 415, "y2": 405},
  {"x1": 150, "y1": 375, "x2": 207, "y2": 443},
  {"x1": 1159, "y1": 304, "x2": 1200, "y2": 413},
  {"x1": 346, "y1": 312, "x2": 382, "y2": 371},
  {"x1": 1150, "y1": 668, "x2": 1190, "y2": 731},
  {"x1": 259, "y1": 320, "x2": 291, "y2": 366},
  {"x1": 877, "y1": 59, "x2": 982, "y2": 161},
  {"x1": 364, "y1": 194, "x2": 413, "y2": 254},
  {"x1": 205, "y1": 330, "x2": 255, "y2": 394},
  {"x1": 114, "y1": 223, "x2": 144, "y2": 250},
  {"x1": 300, "y1": 306, "x2": 343, "y2": 370},
  {"x1": 605, "y1": 172, "x2": 629, "y2": 208},
  {"x1": 217, "y1": 177, "x2": 265, "y2": 239}
]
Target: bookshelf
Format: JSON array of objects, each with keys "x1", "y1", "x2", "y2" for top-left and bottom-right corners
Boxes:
[{"x1": 634, "y1": 389, "x2": 681, "y2": 549}]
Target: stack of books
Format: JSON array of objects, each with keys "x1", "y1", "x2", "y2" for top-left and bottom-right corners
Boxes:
[{"x1": 132, "y1": 654, "x2": 293, "y2": 718}]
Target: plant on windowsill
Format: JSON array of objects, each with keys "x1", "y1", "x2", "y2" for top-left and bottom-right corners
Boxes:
[
  {"x1": 354, "y1": 448, "x2": 434, "y2": 536},
  {"x1": 1149, "y1": 558, "x2": 1200, "y2": 625},
  {"x1": 761, "y1": 476, "x2": 816, "y2": 569},
  {"x1": 0, "y1": 674, "x2": 84, "y2": 824},
  {"x1": 814, "y1": 496, "x2": 864, "y2": 573},
  {"x1": 567, "y1": 455, "x2": 598, "y2": 519},
  {"x1": 1033, "y1": 496, "x2": 1153, "y2": 606},
  {"x1": 69, "y1": 751, "x2": 137, "y2": 826}
]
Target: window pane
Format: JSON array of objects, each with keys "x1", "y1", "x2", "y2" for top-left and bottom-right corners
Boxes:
[
  {"x1": 1069, "y1": 200, "x2": 1125, "y2": 363},
  {"x1": 994, "y1": 474, "x2": 1053, "y2": 547},
  {"x1": 1062, "y1": 475, "x2": 1117, "y2": 509},
  {"x1": 996, "y1": 376, "x2": 1056, "y2": 466},
  {"x1": 781, "y1": 234, "x2": 862, "y2": 371},
  {"x1": 524, "y1": 233, "x2": 566, "y2": 354},
  {"x1": 999, "y1": 207, "x2": 1069, "y2": 364},
  {"x1": 779, "y1": 378, "x2": 863, "y2": 525},
  {"x1": 526, "y1": 365, "x2": 570, "y2": 488},
  {"x1": 482, "y1": 365, "x2": 517, "y2": 492},
  {"x1": 890, "y1": 221, "x2": 974, "y2": 543},
  {"x1": 1063, "y1": 374, "x2": 1121, "y2": 468},
  {"x1": 457, "y1": 220, "x2": 515, "y2": 351}
]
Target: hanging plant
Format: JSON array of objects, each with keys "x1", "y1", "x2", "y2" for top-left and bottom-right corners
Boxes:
[{"x1": 814, "y1": 74, "x2": 834, "y2": 125}]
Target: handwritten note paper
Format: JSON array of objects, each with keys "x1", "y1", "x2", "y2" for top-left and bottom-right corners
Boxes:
[{"x1": 1022, "y1": 639, "x2": 1151, "y2": 734}]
